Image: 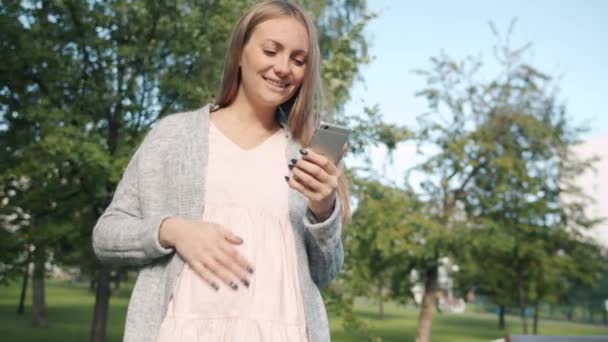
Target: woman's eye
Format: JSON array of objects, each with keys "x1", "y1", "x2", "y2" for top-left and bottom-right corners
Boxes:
[
  {"x1": 293, "y1": 58, "x2": 306, "y2": 66},
  {"x1": 263, "y1": 50, "x2": 277, "y2": 56}
]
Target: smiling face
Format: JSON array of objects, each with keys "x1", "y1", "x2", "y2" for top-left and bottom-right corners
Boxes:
[{"x1": 238, "y1": 16, "x2": 309, "y2": 111}]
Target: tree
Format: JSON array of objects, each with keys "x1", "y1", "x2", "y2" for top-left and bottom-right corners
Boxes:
[
  {"x1": 0, "y1": 180, "x2": 31, "y2": 317},
  {"x1": 410, "y1": 20, "x2": 605, "y2": 340},
  {"x1": 347, "y1": 179, "x2": 414, "y2": 318}
]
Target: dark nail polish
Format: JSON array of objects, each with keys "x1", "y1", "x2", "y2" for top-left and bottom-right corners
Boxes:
[
  {"x1": 299, "y1": 148, "x2": 308, "y2": 155},
  {"x1": 284, "y1": 176, "x2": 290, "y2": 182},
  {"x1": 211, "y1": 283, "x2": 219, "y2": 291},
  {"x1": 288, "y1": 163, "x2": 294, "y2": 170},
  {"x1": 290, "y1": 158, "x2": 297, "y2": 164},
  {"x1": 230, "y1": 282, "x2": 238, "y2": 290},
  {"x1": 247, "y1": 266, "x2": 255, "y2": 274},
  {"x1": 242, "y1": 279, "x2": 250, "y2": 287}
]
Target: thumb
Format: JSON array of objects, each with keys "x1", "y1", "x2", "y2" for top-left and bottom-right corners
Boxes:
[{"x1": 220, "y1": 227, "x2": 243, "y2": 245}]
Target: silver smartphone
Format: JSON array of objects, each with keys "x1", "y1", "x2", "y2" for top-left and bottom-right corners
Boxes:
[{"x1": 308, "y1": 121, "x2": 350, "y2": 162}]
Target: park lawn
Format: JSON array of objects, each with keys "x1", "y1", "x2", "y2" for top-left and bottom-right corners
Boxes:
[
  {"x1": 0, "y1": 280, "x2": 128, "y2": 342},
  {"x1": 330, "y1": 299, "x2": 608, "y2": 342},
  {"x1": 1, "y1": 281, "x2": 607, "y2": 342}
]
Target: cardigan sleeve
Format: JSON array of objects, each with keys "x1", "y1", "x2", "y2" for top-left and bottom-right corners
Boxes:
[
  {"x1": 92, "y1": 123, "x2": 175, "y2": 265},
  {"x1": 302, "y1": 196, "x2": 344, "y2": 289}
]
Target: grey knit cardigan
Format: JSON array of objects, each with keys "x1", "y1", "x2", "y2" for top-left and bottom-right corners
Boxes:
[{"x1": 92, "y1": 104, "x2": 344, "y2": 342}]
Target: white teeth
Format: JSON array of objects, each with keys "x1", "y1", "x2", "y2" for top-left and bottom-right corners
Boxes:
[{"x1": 265, "y1": 78, "x2": 286, "y2": 88}]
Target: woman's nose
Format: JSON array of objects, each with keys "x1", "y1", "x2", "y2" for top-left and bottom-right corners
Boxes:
[{"x1": 273, "y1": 56, "x2": 290, "y2": 76}]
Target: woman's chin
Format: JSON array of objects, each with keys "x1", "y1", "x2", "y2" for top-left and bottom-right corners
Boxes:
[{"x1": 255, "y1": 95, "x2": 292, "y2": 109}]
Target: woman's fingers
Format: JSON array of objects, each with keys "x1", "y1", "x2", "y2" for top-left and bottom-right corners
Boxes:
[
  {"x1": 218, "y1": 244, "x2": 253, "y2": 287},
  {"x1": 290, "y1": 157, "x2": 330, "y2": 184},
  {"x1": 218, "y1": 225, "x2": 254, "y2": 274},
  {"x1": 286, "y1": 174, "x2": 321, "y2": 201},
  {"x1": 287, "y1": 148, "x2": 342, "y2": 220},
  {"x1": 290, "y1": 165, "x2": 323, "y2": 192},
  {"x1": 300, "y1": 148, "x2": 340, "y2": 176},
  {"x1": 194, "y1": 245, "x2": 252, "y2": 290},
  {"x1": 288, "y1": 149, "x2": 339, "y2": 202},
  {"x1": 175, "y1": 221, "x2": 253, "y2": 291},
  {"x1": 190, "y1": 261, "x2": 220, "y2": 291},
  {"x1": 203, "y1": 256, "x2": 241, "y2": 290},
  {"x1": 230, "y1": 248, "x2": 255, "y2": 275},
  {"x1": 219, "y1": 225, "x2": 244, "y2": 245},
  {"x1": 290, "y1": 158, "x2": 338, "y2": 191}
]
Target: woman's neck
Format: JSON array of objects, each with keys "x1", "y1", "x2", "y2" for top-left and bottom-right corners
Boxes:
[{"x1": 220, "y1": 89, "x2": 278, "y2": 132}]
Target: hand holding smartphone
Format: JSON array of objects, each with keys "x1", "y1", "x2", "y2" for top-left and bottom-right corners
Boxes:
[
  {"x1": 308, "y1": 122, "x2": 350, "y2": 163},
  {"x1": 289, "y1": 121, "x2": 349, "y2": 220}
]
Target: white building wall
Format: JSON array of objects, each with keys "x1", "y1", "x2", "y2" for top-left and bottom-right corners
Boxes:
[{"x1": 568, "y1": 136, "x2": 608, "y2": 247}]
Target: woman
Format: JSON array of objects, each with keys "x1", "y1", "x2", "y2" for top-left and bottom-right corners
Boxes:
[{"x1": 92, "y1": 1, "x2": 349, "y2": 341}]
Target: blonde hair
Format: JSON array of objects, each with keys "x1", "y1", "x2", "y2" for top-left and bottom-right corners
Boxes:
[{"x1": 215, "y1": 0, "x2": 350, "y2": 223}]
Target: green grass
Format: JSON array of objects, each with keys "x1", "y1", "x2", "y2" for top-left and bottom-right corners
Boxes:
[
  {"x1": 0, "y1": 280, "x2": 128, "y2": 342},
  {"x1": 330, "y1": 299, "x2": 608, "y2": 342},
  {"x1": 2, "y1": 280, "x2": 607, "y2": 342}
]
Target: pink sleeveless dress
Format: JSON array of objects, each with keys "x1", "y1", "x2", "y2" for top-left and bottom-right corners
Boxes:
[{"x1": 157, "y1": 121, "x2": 309, "y2": 341}]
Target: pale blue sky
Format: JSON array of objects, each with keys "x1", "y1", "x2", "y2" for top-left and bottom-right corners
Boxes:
[{"x1": 345, "y1": 0, "x2": 608, "y2": 139}]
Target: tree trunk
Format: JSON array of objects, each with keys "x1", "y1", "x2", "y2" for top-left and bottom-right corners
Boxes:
[
  {"x1": 517, "y1": 271, "x2": 528, "y2": 334},
  {"x1": 90, "y1": 91, "x2": 121, "y2": 342},
  {"x1": 415, "y1": 267, "x2": 437, "y2": 342},
  {"x1": 91, "y1": 264, "x2": 112, "y2": 342},
  {"x1": 17, "y1": 261, "x2": 30, "y2": 315},
  {"x1": 566, "y1": 308, "x2": 573, "y2": 321},
  {"x1": 378, "y1": 281, "x2": 384, "y2": 319},
  {"x1": 31, "y1": 249, "x2": 47, "y2": 327},
  {"x1": 532, "y1": 300, "x2": 539, "y2": 335},
  {"x1": 113, "y1": 268, "x2": 126, "y2": 290},
  {"x1": 498, "y1": 305, "x2": 506, "y2": 330},
  {"x1": 603, "y1": 308, "x2": 606, "y2": 325}
]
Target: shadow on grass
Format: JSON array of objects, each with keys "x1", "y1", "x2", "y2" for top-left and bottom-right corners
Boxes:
[
  {"x1": 355, "y1": 310, "x2": 404, "y2": 320},
  {"x1": 0, "y1": 303, "x2": 127, "y2": 342}
]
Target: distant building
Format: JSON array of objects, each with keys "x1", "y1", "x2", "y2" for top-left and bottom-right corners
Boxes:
[{"x1": 566, "y1": 136, "x2": 608, "y2": 246}]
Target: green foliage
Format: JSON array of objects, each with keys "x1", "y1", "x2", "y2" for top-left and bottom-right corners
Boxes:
[
  {"x1": 0, "y1": 0, "x2": 380, "y2": 336},
  {"x1": 310, "y1": 0, "x2": 373, "y2": 113},
  {"x1": 413, "y1": 21, "x2": 607, "y2": 334},
  {"x1": 341, "y1": 105, "x2": 412, "y2": 154},
  {"x1": 346, "y1": 179, "x2": 414, "y2": 295}
]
